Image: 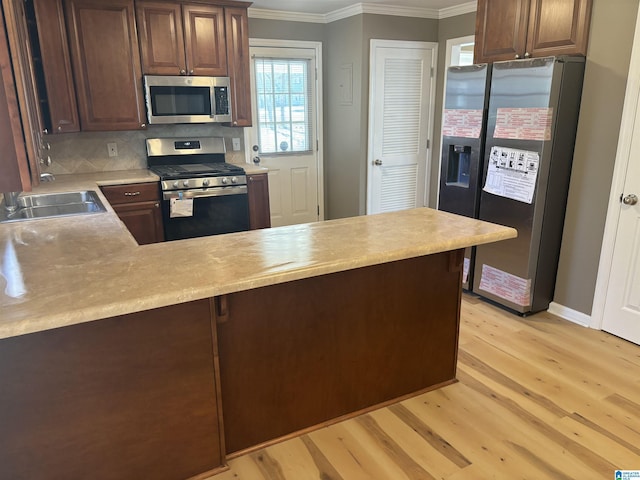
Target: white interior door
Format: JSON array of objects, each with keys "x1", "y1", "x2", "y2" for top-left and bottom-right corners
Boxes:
[
  {"x1": 594, "y1": 7, "x2": 640, "y2": 345},
  {"x1": 601, "y1": 102, "x2": 640, "y2": 345},
  {"x1": 248, "y1": 42, "x2": 322, "y2": 227},
  {"x1": 367, "y1": 40, "x2": 437, "y2": 214}
]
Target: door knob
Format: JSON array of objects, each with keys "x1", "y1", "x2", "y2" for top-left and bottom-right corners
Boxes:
[
  {"x1": 374, "y1": 159, "x2": 382, "y2": 166},
  {"x1": 622, "y1": 194, "x2": 638, "y2": 205},
  {"x1": 253, "y1": 156, "x2": 261, "y2": 164}
]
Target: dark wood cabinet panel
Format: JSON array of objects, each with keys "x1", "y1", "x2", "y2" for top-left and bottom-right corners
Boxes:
[
  {"x1": 0, "y1": 9, "x2": 31, "y2": 193},
  {"x1": 225, "y1": 7, "x2": 252, "y2": 126},
  {"x1": 2, "y1": 0, "x2": 45, "y2": 189},
  {"x1": 474, "y1": 0, "x2": 530, "y2": 63},
  {"x1": 0, "y1": 300, "x2": 225, "y2": 479},
  {"x1": 65, "y1": 0, "x2": 146, "y2": 131},
  {"x1": 137, "y1": 2, "x2": 227, "y2": 76},
  {"x1": 101, "y1": 182, "x2": 164, "y2": 244},
  {"x1": 474, "y1": 0, "x2": 592, "y2": 63},
  {"x1": 112, "y1": 201, "x2": 165, "y2": 244},
  {"x1": 33, "y1": 0, "x2": 80, "y2": 133},
  {"x1": 183, "y1": 4, "x2": 227, "y2": 76},
  {"x1": 217, "y1": 252, "x2": 462, "y2": 454},
  {"x1": 136, "y1": 1, "x2": 186, "y2": 75},
  {"x1": 247, "y1": 173, "x2": 271, "y2": 230},
  {"x1": 526, "y1": 0, "x2": 593, "y2": 58}
]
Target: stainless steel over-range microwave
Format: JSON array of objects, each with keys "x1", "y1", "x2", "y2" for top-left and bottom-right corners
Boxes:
[{"x1": 143, "y1": 75, "x2": 231, "y2": 124}]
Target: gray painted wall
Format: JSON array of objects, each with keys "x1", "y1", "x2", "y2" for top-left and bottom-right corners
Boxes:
[
  {"x1": 248, "y1": 18, "x2": 324, "y2": 42},
  {"x1": 554, "y1": 0, "x2": 640, "y2": 315},
  {"x1": 324, "y1": 15, "x2": 364, "y2": 219}
]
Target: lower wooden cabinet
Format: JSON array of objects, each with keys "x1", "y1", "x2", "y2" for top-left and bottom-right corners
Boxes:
[
  {"x1": 0, "y1": 299, "x2": 226, "y2": 479},
  {"x1": 100, "y1": 182, "x2": 164, "y2": 244},
  {"x1": 247, "y1": 173, "x2": 271, "y2": 230}
]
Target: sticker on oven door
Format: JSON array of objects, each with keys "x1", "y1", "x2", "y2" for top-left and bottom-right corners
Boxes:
[
  {"x1": 170, "y1": 198, "x2": 194, "y2": 218},
  {"x1": 478, "y1": 264, "x2": 531, "y2": 307}
]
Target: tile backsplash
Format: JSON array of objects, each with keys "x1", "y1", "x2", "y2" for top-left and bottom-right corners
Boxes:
[{"x1": 45, "y1": 124, "x2": 247, "y2": 174}]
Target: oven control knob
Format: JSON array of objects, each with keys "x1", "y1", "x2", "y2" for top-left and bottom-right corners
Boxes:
[
  {"x1": 202, "y1": 179, "x2": 210, "y2": 187},
  {"x1": 221, "y1": 177, "x2": 229, "y2": 185},
  {"x1": 183, "y1": 180, "x2": 190, "y2": 188},
  {"x1": 231, "y1": 176, "x2": 238, "y2": 184},
  {"x1": 173, "y1": 181, "x2": 180, "y2": 189}
]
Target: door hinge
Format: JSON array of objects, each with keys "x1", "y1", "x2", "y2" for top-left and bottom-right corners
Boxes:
[
  {"x1": 426, "y1": 139, "x2": 430, "y2": 149},
  {"x1": 317, "y1": 205, "x2": 320, "y2": 216},
  {"x1": 430, "y1": 67, "x2": 434, "y2": 78},
  {"x1": 316, "y1": 139, "x2": 319, "y2": 151}
]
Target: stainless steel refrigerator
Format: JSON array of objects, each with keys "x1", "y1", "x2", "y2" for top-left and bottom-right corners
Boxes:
[
  {"x1": 438, "y1": 63, "x2": 491, "y2": 289},
  {"x1": 439, "y1": 56, "x2": 585, "y2": 314}
]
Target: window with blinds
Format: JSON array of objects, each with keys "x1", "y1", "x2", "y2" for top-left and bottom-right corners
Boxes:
[{"x1": 254, "y1": 57, "x2": 312, "y2": 154}]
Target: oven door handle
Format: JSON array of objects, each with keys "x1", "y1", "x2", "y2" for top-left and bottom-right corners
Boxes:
[{"x1": 163, "y1": 186, "x2": 248, "y2": 200}]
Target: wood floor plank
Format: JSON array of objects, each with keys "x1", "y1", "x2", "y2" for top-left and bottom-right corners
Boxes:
[{"x1": 204, "y1": 294, "x2": 640, "y2": 480}]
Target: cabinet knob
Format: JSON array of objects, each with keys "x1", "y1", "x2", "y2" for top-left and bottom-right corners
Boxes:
[
  {"x1": 43, "y1": 128, "x2": 49, "y2": 134},
  {"x1": 140, "y1": 123, "x2": 146, "y2": 128},
  {"x1": 233, "y1": 121, "x2": 238, "y2": 126},
  {"x1": 189, "y1": 69, "x2": 194, "y2": 75},
  {"x1": 524, "y1": 52, "x2": 531, "y2": 58},
  {"x1": 180, "y1": 69, "x2": 186, "y2": 75},
  {"x1": 154, "y1": 202, "x2": 159, "y2": 208},
  {"x1": 515, "y1": 54, "x2": 520, "y2": 59}
]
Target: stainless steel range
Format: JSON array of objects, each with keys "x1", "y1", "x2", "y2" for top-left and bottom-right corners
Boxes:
[{"x1": 146, "y1": 137, "x2": 249, "y2": 241}]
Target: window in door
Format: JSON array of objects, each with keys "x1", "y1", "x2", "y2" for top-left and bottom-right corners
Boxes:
[{"x1": 254, "y1": 58, "x2": 312, "y2": 154}]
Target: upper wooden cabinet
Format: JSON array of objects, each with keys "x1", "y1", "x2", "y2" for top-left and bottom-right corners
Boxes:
[
  {"x1": 474, "y1": 0, "x2": 593, "y2": 63},
  {"x1": 2, "y1": 0, "x2": 46, "y2": 190},
  {"x1": 65, "y1": 0, "x2": 147, "y2": 131},
  {"x1": 0, "y1": 3, "x2": 32, "y2": 193},
  {"x1": 136, "y1": 1, "x2": 227, "y2": 76},
  {"x1": 32, "y1": 0, "x2": 80, "y2": 134},
  {"x1": 225, "y1": 6, "x2": 251, "y2": 127}
]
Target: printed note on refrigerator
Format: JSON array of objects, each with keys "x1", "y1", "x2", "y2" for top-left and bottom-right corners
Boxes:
[{"x1": 483, "y1": 146, "x2": 539, "y2": 204}]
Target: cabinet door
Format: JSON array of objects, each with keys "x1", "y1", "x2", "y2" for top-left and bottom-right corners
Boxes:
[
  {"x1": 2, "y1": 0, "x2": 45, "y2": 189},
  {"x1": 66, "y1": 0, "x2": 146, "y2": 131},
  {"x1": 112, "y1": 201, "x2": 164, "y2": 244},
  {"x1": 136, "y1": 1, "x2": 186, "y2": 75},
  {"x1": 474, "y1": 0, "x2": 530, "y2": 63},
  {"x1": 526, "y1": 0, "x2": 592, "y2": 57},
  {"x1": 225, "y1": 7, "x2": 252, "y2": 127},
  {"x1": 183, "y1": 4, "x2": 227, "y2": 76},
  {"x1": 247, "y1": 173, "x2": 271, "y2": 230},
  {"x1": 0, "y1": 8, "x2": 31, "y2": 193},
  {"x1": 33, "y1": 0, "x2": 80, "y2": 133}
]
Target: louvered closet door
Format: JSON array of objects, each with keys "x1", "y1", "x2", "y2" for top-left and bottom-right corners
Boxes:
[{"x1": 367, "y1": 40, "x2": 436, "y2": 214}]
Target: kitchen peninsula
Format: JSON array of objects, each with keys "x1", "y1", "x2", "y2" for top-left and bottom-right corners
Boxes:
[{"x1": 0, "y1": 177, "x2": 516, "y2": 479}]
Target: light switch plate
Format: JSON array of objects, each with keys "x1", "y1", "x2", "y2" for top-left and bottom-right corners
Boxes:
[{"x1": 232, "y1": 138, "x2": 241, "y2": 151}]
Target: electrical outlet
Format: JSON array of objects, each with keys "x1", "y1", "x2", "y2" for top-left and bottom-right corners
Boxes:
[
  {"x1": 107, "y1": 142, "x2": 118, "y2": 157},
  {"x1": 232, "y1": 138, "x2": 241, "y2": 151}
]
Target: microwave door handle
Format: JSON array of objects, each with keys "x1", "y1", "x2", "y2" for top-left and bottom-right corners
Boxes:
[{"x1": 163, "y1": 186, "x2": 247, "y2": 201}]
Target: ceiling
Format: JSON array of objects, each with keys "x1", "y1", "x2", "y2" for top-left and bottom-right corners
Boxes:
[{"x1": 248, "y1": 0, "x2": 473, "y2": 16}]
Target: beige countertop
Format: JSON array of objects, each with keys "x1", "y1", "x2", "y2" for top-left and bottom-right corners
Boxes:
[{"x1": 0, "y1": 170, "x2": 516, "y2": 340}]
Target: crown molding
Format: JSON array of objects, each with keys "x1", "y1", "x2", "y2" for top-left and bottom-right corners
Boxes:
[
  {"x1": 248, "y1": 2, "x2": 477, "y2": 24},
  {"x1": 247, "y1": 8, "x2": 326, "y2": 23},
  {"x1": 438, "y1": 1, "x2": 477, "y2": 19}
]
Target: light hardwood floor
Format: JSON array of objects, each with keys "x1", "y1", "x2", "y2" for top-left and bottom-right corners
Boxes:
[{"x1": 208, "y1": 293, "x2": 640, "y2": 479}]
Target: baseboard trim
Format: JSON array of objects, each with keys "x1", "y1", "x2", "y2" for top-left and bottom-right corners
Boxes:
[{"x1": 547, "y1": 302, "x2": 592, "y2": 328}]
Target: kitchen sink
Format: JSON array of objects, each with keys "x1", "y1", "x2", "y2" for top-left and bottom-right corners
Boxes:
[{"x1": 0, "y1": 190, "x2": 107, "y2": 223}]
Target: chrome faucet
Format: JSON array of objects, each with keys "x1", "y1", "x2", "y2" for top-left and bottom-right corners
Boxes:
[
  {"x1": 2, "y1": 191, "x2": 20, "y2": 212},
  {"x1": 40, "y1": 172, "x2": 55, "y2": 182}
]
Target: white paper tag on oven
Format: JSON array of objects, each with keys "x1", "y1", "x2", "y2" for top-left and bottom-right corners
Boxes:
[{"x1": 170, "y1": 198, "x2": 194, "y2": 217}]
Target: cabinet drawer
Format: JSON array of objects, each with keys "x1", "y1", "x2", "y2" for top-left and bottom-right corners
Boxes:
[{"x1": 100, "y1": 182, "x2": 160, "y2": 204}]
